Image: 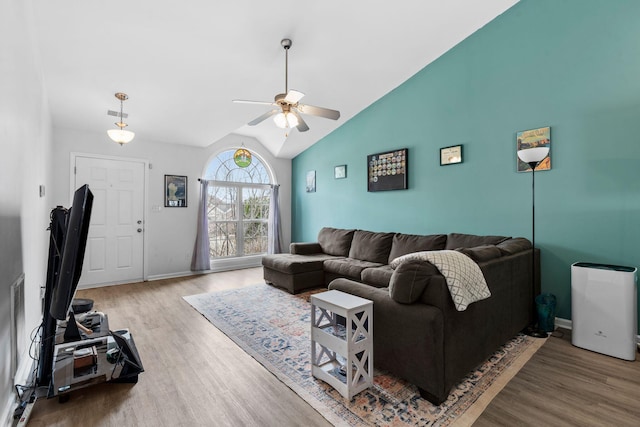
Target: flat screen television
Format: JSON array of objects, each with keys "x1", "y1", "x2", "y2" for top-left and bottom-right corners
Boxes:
[
  {"x1": 36, "y1": 206, "x2": 68, "y2": 387},
  {"x1": 49, "y1": 185, "x2": 93, "y2": 320}
]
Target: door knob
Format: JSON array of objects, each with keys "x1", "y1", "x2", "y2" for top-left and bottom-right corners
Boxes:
[{"x1": 137, "y1": 228, "x2": 142, "y2": 233}]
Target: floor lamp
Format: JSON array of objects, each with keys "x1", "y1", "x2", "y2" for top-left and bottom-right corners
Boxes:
[{"x1": 517, "y1": 147, "x2": 549, "y2": 338}]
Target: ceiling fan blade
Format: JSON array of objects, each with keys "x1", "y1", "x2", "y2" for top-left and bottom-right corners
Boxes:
[
  {"x1": 284, "y1": 90, "x2": 305, "y2": 104},
  {"x1": 291, "y1": 110, "x2": 309, "y2": 132},
  {"x1": 297, "y1": 103, "x2": 340, "y2": 120},
  {"x1": 248, "y1": 109, "x2": 278, "y2": 126},
  {"x1": 233, "y1": 99, "x2": 276, "y2": 106}
]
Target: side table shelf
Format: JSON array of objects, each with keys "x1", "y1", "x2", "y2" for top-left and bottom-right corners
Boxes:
[{"x1": 310, "y1": 290, "x2": 373, "y2": 400}]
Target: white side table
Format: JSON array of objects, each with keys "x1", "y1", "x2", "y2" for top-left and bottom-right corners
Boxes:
[{"x1": 310, "y1": 290, "x2": 373, "y2": 400}]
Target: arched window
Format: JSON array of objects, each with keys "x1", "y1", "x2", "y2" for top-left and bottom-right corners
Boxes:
[{"x1": 204, "y1": 149, "x2": 272, "y2": 259}]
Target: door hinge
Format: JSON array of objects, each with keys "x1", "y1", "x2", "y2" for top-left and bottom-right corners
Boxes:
[{"x1": 74, "y1": 166, "x2": 77, "y2": 174}]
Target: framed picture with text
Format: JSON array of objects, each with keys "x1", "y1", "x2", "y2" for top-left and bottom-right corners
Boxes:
[{"x1": 440, "y1": 145, "x2": 463, "y2": 166}]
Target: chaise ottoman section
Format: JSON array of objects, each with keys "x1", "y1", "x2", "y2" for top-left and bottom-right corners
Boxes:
[{"x1": 262, "y1": 253, "x2": 341, "y2": 294}]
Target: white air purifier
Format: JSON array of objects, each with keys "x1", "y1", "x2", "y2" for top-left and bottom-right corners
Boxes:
[{"x1": 571, "y1": 262, "x2": 637, "y2": 361}]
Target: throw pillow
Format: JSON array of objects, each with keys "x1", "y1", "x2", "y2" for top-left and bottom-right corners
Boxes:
[
  {"x1": 444, "y1": 233, "x2": 510, "y2": 250},
  {"x1": 496, "y1": 237, "x2": 532, "y2": 255},
  {"x1": 456, "y1": 245, "x2": 502, "y2": 262},
  {"x1": 348, "y1": 230, "x2": 394, "y2": 263},
  {"x1": 388, "y1": 260, "x2": 430, "y2": 304},
  {"x1": 388, "y1": 233, "x2": 447, "y2": 263},
  {"x1": 317, "y1": 227, "x2": 355, "y2": 257}
]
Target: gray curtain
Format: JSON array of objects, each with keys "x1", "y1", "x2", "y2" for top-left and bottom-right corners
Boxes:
[
  {"x1": 191, "y1": 179, "x2": 211, "y2": 271},
  {"x1": 268, "y1": 184, "x2": 282, "y2": 254}
]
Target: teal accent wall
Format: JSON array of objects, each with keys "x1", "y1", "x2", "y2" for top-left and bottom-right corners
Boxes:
[{"x1": 292, "y1": 0, "x2": 640, "y2": 328}]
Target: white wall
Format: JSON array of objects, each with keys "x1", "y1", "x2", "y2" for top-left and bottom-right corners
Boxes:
[
  {"x1": 1, "y1": 0, "x2": 53, "y2": 423},
  {"x1": 51, "y1": 128, "x2": 292, "y2": 280}
]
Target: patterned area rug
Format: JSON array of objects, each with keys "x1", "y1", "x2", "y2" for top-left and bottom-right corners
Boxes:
[{"x1": 183, "y1": 284, "x2": 543, "y2": 426}]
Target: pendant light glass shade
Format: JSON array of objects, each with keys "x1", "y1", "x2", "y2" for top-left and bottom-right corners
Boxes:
[
  {"x1": 107, "y1": 128, "x2": 135, "y2": 145},
  {"x1": 273, "y1": 111, "x2": 298, "y2": 129}
]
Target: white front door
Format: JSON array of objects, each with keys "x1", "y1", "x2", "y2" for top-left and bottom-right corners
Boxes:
[{"x1": 74, "y1": 156, "x2": 145, "y2": 286}]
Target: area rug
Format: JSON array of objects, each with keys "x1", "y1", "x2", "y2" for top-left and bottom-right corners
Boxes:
[{"x1": 183, "y1": 284, "x2": 545, "y2": 426}]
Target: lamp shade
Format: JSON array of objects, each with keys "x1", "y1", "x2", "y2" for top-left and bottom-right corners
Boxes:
[
  {"x1": 107, "y1": 129, "x2": 135, "y2": 145},
  {"x1": 517, "y1": 147, "x2": 549, "y2": 164}
]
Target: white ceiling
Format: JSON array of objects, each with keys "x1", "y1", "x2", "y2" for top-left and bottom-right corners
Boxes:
[{"x1": 32, "y1": 0, "x2": 518, "y2": 159}]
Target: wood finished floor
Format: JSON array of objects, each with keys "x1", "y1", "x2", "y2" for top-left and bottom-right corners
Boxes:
[{"x1": 28, "y1": 267, "x2": 640, "y2": 426}]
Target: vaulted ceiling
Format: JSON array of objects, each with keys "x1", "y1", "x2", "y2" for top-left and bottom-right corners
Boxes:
[{"x1": 32, "y1": 0, "x2": 518, "y2": 158}]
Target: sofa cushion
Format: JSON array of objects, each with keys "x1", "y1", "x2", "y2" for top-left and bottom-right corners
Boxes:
[
  {"x1": 323, "y1": 258, "x2": 384, "y2": 280},
  {"x1": 456, "y1": 245, "x2": 503, "y2": 262},
  {"x1": 388, "y1": 233, "x2": 447, "y2": 263},
  {"x1": 496, "y1": 237, "x2": 532, "y2": 255},
  {"x1": 361, "y1": 265, "x2": 394, "y2": 288},
  {"x1": 317, "y1": 227, "x2": 355, "y2": 257},
  {"x1": 348, "y1": 230, "x2": 394, "y2": 263},
  {"x1": 444, "y1": 233, "x2": 510, "y2": 250},
  {"x1": 262, "y1": 253, "x2": 340, "y2": 274},
  {"x1": 388, "y1": 260, "x2": 431, "y2": 304}
]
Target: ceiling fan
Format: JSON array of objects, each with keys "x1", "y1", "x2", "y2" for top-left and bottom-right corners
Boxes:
[{"x1": 233, "y1": 39, "x2": 340, "y2": 133}]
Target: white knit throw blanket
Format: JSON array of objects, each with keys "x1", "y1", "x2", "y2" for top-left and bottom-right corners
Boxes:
[{"x1": 390, "y1": 250, "x2": 491, "y2": 311}]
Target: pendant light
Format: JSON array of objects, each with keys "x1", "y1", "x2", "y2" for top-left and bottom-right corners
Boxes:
[{"x1": 107, "y1": 92, "x2": 135, "y2": 145}]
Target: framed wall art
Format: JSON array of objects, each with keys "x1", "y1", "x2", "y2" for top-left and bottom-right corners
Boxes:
[
  {"x1": 367, "y1": 148, "x2": 408, "y2": 192},
  {"x1": 440, "y1": 145, "x2": 463, "y2": 166},
  {"x1": 165, "y1": 175, "x2": 187, "y2": 207},
  {"x1": 516, "y1": 126, "x2": 551, "y2": 172},
  {"x1": 334, "y1": 165, "x2": 347, "y2": 179},
  {"x1": 306, "y1": 170, "x2": 316, "y2": 193}
]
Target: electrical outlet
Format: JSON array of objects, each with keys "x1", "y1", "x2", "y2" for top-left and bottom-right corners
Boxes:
[{"x1": 40, "y1": 286, "x2": 46, "y2": 299}]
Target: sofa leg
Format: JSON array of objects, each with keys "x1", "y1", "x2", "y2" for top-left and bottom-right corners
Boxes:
[{"x1": 418, "y1": 387, "x2": 445, "y2": 405}]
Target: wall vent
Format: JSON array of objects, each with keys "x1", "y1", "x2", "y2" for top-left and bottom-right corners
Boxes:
[{"x1": 10, "y1": 273, "x2": 26, "y2": 379}]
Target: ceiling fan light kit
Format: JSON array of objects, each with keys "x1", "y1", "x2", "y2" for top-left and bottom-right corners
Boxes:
[
  {"x1": 274, "y1": 111, "x2": 298, "y2": 129},
  {"x1": 233, "y1": 38, "x2": 340, "y2": 133},
  {"x1": 107, "y1": 92, "x2": 135, "y2": 145}
]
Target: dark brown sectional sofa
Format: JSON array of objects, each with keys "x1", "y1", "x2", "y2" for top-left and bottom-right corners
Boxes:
[{"x1": 261, "y1": 227, "x2": 539, "y2": 405}]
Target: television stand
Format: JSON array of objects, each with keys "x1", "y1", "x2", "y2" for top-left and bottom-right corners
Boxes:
[{"x1": 50, "y1": 315, "x2": 143, "y2": 399}]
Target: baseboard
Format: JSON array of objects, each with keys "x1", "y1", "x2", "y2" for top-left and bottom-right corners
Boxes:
[
  {"x1": 554, "y1": 317, "x2": 640, "y2": 344},
  {"x1": 554, "y1": 317, "x2": 572, "y2": 330},
  {"x1": 146, "y1": 270, "x2": 198, "y2": 281}
]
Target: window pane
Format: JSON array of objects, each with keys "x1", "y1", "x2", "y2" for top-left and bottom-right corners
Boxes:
[
  {"x1": 242, "y1": 187, "x2": 270, "y2": 220},
  {"x1": 209, "y1": 221, "x2": 237, "y2": 257},
  {"x1": 209, "y1": 186, "x2": 237, "y2": 221},
  {"x1": 243, "y1": 221, "x2": 267, "y2": 255}
]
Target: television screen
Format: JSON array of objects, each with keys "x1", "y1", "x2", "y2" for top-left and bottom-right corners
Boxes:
[{"x1": 49, "y1": 184, "x2": 93, "y2": 321}]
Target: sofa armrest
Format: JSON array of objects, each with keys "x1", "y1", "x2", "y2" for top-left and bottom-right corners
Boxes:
[
  {"x1": 328, "y1": 278, "x2": 445, "y2": 399},
  {"x1": 290, "y1": 242, "x2": 323, "y2": 255}
]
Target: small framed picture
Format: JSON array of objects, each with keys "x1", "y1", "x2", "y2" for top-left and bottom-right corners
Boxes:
[
  {"x1": 165, "y1": 175, "x2": 187, "y2": 207},
  {"x1": 306, "y1": 170, "x2": 316, "y2": 193},
  {"x1": 517, "y1": 126, "x2": 551, "y2": 172},
  {"x1": 334, "y1": 165, "x2": 347, "y2": 179},
  {"x1": 440, "y1": 145, "x2": 463, "y2": 166}
]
